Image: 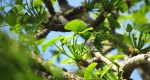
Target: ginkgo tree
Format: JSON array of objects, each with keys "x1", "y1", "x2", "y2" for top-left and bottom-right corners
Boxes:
[{"x1": 0, "y1": 0, "x2": 150, "y2": 80}]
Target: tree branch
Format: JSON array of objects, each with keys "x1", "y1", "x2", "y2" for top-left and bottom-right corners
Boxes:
[
  {"x1": 43, "y1": 0, "x2": 56, "y2": 16},
  {"x1": 31, "y1": 51, "x2": 83, "y2": 80},
  {"x1": 87, "y1": 40, "x2": 118, "y2": 71},
  {"x1": 35, "y1": 14, "x2": 70, "y2": 40},
  {"x1": 64, "y1": 6, "x2": 85, "y2": 20},
  {"x1": 138, "y1": 63, "x2": 150, "y2": 80},
  {"x1": 92, "y1": 10, "x2": 105, "y2": 29},
  {"x1": 120, "y1": 53, "x2": 150, "y2": 80}
]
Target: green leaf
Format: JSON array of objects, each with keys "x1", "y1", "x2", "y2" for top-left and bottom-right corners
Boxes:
[
  {"x1": 0, "y1": 14, "x2": 4, "y2": 24},
  {"x1": 107, "y1": 16, "x2": 120, "y2": 28},
  {"x1": 33, "y1": 0, "x2": 43, "y2": 6},
  {"x1": 136, "y1": 23, "x2": 150, "y2": 33},
  {"x1": 61, "y1": 34, "x2": 74, "y2": 44},
  {"x1": 51, "y1": 0, "x2": 57, "y2": 5},
  {"x1": 109, "y1": 54, "x2": 126, "y2": 60},
  {"x1": 80, "y1": 27, "x2": 93, "y2": 41},
  {"x1": 65, "y1": 19, "x2": 87, "y2": 32},
  {"x1": 100, "y1": 66, "x2": 110, "y2": 79},
  {"x1": 5, "y1": 13, "x2": 17, "y2": 26},
  {"x1": 80, "y1": 31, "x2": 91, "y2": 41},
  {"x1": 42, "y1": 36, "x2": 63, "y2": 52},
  {"x1": 48, "y1": 55, "x2": 59, "y2": 64},
  {"x1": 33, "y1": 12, "x2": 46, "y2": 28},
  {"x1": 84, "y1": 62, "x2": 97, "y2": 80},
  {"x1": 60, "y1": 58, "x2": 72, "y2": 64},
  {"x1": 37, "y1": 38, "x2": 46, "y2": 44},
  {"x1": 118, "y1": 1, "x2": 128, "y2": 12},
  {"x1": 126, "y1": 24, "x2": 132, "y2": 32},
  {"x1": 16, "y1": 0, "x2": 23, "y2": 5},
  {"x1": 0, "y1": 6, "x2": 4, "y2": 10}
]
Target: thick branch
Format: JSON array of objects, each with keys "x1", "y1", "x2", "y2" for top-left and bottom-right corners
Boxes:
[
  {"x1": 35, "y1": 14, "x2": 70, "y2": 40},
  {"x1": 120, "y1": 53, "x2": 150, "y2": 80},
  {"x1": 43, "y1": 0, "x2": 56, "y2": 15},
  {"x1": 138, "y1": 63, "x2": 150, "y2": 80},
  {"x1": 31, "y1": 51, "x2": 83, "y2": 80},
  {"x1": 35, "y1": 5, "x2": 106, "y2": 39},
  {"x1": 35, "y1": 6, "x2": 87, "y2": 39}
]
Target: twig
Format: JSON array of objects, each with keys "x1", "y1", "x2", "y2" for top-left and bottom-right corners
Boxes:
[
  {"x1": 120, "y1": 53, "x2": 150, "y2": 80},
  {"x1": 87, "y1": 40, "x2": 118, "y2": 71}
]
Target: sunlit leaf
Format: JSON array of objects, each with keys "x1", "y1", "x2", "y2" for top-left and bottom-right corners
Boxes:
[
  {"x1": 48, "y1": 55, "x2": 59, "y2": 64},
  {"x1": 51, "y1": 0, "x2": 57, "y2": 5},
  {"x1": 109, "y1": 54, "x2": 126, "y2": 60},
  {"x1": 65, "y1": 19, "x2": 87, "y2": 32},
  {"x1": 37, "y1": 38, "x2": 46, "y2": 44},
  {"x1": 61, "y1": 34, "x2": 74, "y2": 44},
  {"x1": 100, "y1": 66, "x2": 110, "y2": 79},
  {"x1": 42, "y1": 36, "x2": 63, "y2": 52},
  {"x1": 33, "y1": 0, "x2": 43, "y2": 6},
  {"x1": 135, "y1": 23, "x2": 150, "y2": 33},
  {"x1": 84, "y1": 62, "x2": 97, "y2": 80},
  {"x1": 60, "y1": 58, "x2": 72, "y2": 64},
  {"x1": 118, "y1": 1, "x2": 128, "y2": 12}
]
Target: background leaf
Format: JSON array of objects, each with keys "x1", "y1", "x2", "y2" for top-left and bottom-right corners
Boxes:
[
  {"x1": 107, "y1": 16, "x2": 120, "y2": 29},
  {"x1": 126, "y1": 24, "x2": 133, "y2": 32}
]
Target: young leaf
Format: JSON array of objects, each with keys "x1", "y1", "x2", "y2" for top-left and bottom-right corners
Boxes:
[
  {"x1": 126, "y1": 24, "x2": 132, "y2": 32},
  {"x1": 65, "y1": 19, "x2": 87, "y2": 32},
  {"x1": 42, "y1": 36, "x2": 63, "y2": 52},
  {"x1": 84, "y1": 62, "x2": 97, "y2": 80}
]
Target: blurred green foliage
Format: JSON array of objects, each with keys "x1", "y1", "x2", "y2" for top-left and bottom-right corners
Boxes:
[
  {"x1": 0, "y1": 31, "x2": 42, "y2": 80},
  {"x1": 0, "y1": 0, "x2": 150, "y2": 80}
]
